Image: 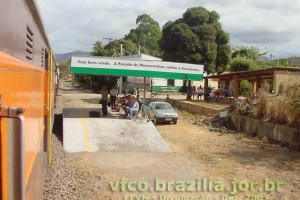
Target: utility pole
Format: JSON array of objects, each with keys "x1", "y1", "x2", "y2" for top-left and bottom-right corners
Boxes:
[
  {"x1": 119, "y1": 43, "x2": 123, "y2": 95},
  {"x1": 103, "y1": 37, "x2": 113, "y2": 44},
  {"x1": 138, "y1": 44, "x2": 141, "y2": 56},
  {"x1": 120, "y1": 43, "x2": 123, "y2": 57}
]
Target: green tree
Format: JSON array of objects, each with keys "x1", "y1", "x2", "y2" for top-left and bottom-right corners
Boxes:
[
  {"x1": 159, "y1": 7, "x2": 231, "y2": 100},
  {"x1": 91, "y1": 41, "x2": 106, "y2": 56},
  {"x1": 230, "y1": 46, "x2": 269, "y2": 71},
  {"x1": 232, "y1": 46, "x2": 267, "y2": 62},
  {"x1": 160, "y1": 7, "x2": 231, "y2": 74},
  {"x1": 57, "y1": 62, "x2": 68, "y2": 74},
  {"x1": 125, "y1": 14, "x2": 162, "y2": 57},
  {"x1": 105, "y1": 39, "x2": 139, "y2": 56},
  {"x1": 230, "y1": 56, "x2": 259, "y2": 72},
  {"x1": 239, "y1": 80, "x2": 252, "y2": 96},
  {"x1": 215, "y1": 29, "x2": 231, "y2": 73}
]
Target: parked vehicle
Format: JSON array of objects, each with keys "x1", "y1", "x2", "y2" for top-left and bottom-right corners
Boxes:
[{"x1": 148, "y1": 102, "x2": 178, "y2": 125}]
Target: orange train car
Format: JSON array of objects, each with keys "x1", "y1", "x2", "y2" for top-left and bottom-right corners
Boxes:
[{"x1": 0, "y1": 0, "x2": 56, "y2": 199}]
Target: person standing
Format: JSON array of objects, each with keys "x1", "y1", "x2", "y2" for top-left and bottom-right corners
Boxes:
[
  {"x1": 101, "y1": 85, "x2": 108, "y2": 116},
  {"x1": 110, "y1": 86, "x2": 118, "y2": 110},
  {"x1": 192, "y1": 85, "x2": 196, "y2": 100},
  {"x1": 197, "y1": 85, "x2": 203, "y2": 100}
]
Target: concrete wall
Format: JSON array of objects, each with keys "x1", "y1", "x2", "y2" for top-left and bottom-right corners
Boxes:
[
  {"x1": 169, "y1": 99, "x2": 221, "y2": 115},
  {"x1": 229, "y1": 112, "x2": 300, "y2": 150},
  {"x1": 274, "y1": 71, "x2": 300, "y2": 94}
]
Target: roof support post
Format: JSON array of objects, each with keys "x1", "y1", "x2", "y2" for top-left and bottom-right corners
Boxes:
[
  {"x1": 143, "y1": 77, "x2": 146, "y2": 103},
  {"x1": 256, "y1": 76, "x2": 261, "y2": 92},
  {"x1": 118, "y1": 77, "x2": 123, "y2": 95},
  {"x1": 252, "y1": 80, "x2": 257, "y2": 95},
  {"x1": 233, "y1": 74, "x2": 239, "y2": 98},
  {"x1": 204, "y1": 78, "x2": 208, "y2": 100},
  {"x1": 225, "y1": 80, "x2": 230, "y2": 89}
]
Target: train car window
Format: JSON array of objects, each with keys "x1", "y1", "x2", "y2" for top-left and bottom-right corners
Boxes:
[
  {"x1": 41, "y1": 48, "x2": 45, "y2": 67},
  {"x1": 44, "y1": 49, "x2": 49, "y2": 70},
  {"x1": 26, "y1": 26, "x2": 34, "y2": 61}
]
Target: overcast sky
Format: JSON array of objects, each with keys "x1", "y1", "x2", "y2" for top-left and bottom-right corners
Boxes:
[{"x1": 37, "y1": 0, "x2": 300, "y2": 58}]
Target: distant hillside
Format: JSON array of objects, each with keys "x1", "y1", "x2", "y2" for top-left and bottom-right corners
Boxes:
[
  {"x1": 280, "y1": 56, "x2": 300, "y2": 66},
  {"x1": 55, "y1": 51, "x2": 90, "y2": 63}
]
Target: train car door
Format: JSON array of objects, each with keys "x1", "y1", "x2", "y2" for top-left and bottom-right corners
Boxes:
[
  {"x1": 43, "y1": 50, "x2": 49, "y2": 162},
  {"x1": 0, "y1": 94, "x2": 2, "y2": 200},
  {"x1": 0, "y1": 95, "x2": 20, "y2": 200}
]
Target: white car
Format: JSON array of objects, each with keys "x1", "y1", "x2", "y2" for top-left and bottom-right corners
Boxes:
[{"x1": 148, "y1": 102, "x2": 179, "y2": 125}]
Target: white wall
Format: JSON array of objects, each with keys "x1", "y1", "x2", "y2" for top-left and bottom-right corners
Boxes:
[
  {"x1": 152, "y1": 78, "x2": 166, "y2": 86},
  {"x1": 175, "y1": 79, "x2": 183, "y2": 86},
  {"x1": 152, "y1": 78, "x2": 183, "y2": 86}
]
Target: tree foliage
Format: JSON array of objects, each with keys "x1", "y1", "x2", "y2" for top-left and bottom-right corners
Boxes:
[
  {"x1": 232, "y1": 46, "x2": 268, "y2": 62},
  {"x1": 239, "y1": 80, "x2": 252, "y2": 96},
  {"x1": 230, "y1": 46, "x2": 268, "y2": 71},
  {"x1": 160, "y1": 7, "x2": 231, "y2": 74},
  {"x1": 230, "y1": 56, "x2": 259, "y2": 72},
  {"x1": 91, "y1": 41, "x2": 106, "y2": 56},
  {"x1": 57, "y1": 62, "x2": 68, "y2": 78},
  {"x1": 105, "y1": 39, "x2": 139, "y2": 56},
  {"x1": 125, "y1": 14, "x2": 162, "y2": 57}
]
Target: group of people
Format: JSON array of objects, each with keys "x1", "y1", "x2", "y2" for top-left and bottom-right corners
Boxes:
[
  {"x1": 191, "y1": 85, "x2": 204, "y2": 100},
  {"x1": 190, "y1": 85, "x2": 231, "y2": 100},
  {"x1": 100, "y1": 85, "x2": 140, "y2": 118}
]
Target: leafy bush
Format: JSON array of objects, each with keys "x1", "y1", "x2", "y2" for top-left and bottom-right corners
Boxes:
[
  {"x1": 278, "y1": 82, "x2": 284, "y2": 94},
  {"x1": 276, "y1": 97, "x2": 288, "y2": 124},
  {"x1": 239, "y1": 80, "x2": 252, "y2": 96},
  {"x1": 266, "y1": 100, "x2": 276, "y2": 121},
  {"x1": 286, "y1": 84, "x2": 300, "y2": 126},
  {"x1": 252, "y1": 83, "x2": 300, "y2": 127},
  {"x1": 253, "y1": 89, "x2": 269, "y2": 119},
  {"x1": 230, "y1": 56, "x2": 259, "y2": 72},
  {"x1": 74, "y1": 74, "x2": 91, "y2": 88},
  {"x1": 266, "y1": 97, "x2": 288, "y2": 124}
]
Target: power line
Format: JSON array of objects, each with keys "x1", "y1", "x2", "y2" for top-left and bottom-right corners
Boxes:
[{"x1": 103, "y1": 37, "x2": 113, "y2": 44}]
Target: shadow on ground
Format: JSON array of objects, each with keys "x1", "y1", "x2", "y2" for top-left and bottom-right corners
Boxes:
[
  {"x1": 82, "y1": 98, "x2": 100, "y2": 104},
  {"x1": 53, "y1": 113, "x2": 63, "y2": 143}
]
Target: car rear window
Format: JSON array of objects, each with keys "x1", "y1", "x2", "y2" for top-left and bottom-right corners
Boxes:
[{"x1": 155, "y1": 103, "x2": 172, "y2": 110}]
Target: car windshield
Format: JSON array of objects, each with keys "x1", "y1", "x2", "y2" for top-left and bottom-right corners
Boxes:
[{"x1": 154, "y1": 103, "x2": 173, "y2": 110}]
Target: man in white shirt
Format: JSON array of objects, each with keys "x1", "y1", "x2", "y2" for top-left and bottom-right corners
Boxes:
[
  {"x1": 197, "y1": 86, "x2": 203, "y2": 100},
  {"x1": 110, "y1": 86, "x2": 118, "y2": 110}
]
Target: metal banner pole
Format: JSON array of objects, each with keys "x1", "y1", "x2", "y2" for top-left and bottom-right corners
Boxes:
[{"x1": 143, "y1": 77, "x2": 146, "y2": 103}]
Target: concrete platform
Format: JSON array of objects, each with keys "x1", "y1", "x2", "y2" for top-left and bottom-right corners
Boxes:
[{"x1": 62, "y1": 108, "x2": 170, "y2": 153}]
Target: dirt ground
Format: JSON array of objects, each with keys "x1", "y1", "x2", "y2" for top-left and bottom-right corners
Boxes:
[{"x1": 45, "y1": 79, "x2": 300, "y2": 200}]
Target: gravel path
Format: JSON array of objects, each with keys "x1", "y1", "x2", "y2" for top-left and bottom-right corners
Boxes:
[
  {"x1": 43, "y1": 134, "x2": 79, "y2": 200},
  {"x1": 43, "y1": 81, "x2": 104, "y2": 200}
]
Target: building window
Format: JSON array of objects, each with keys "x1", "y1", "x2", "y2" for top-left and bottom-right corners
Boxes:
[
  {"x1": 167, "y1": 79, "x2": 175, "y2": 86},
  {"x1": 26, "y1": 25, "x2": 34, "y2": 61}
]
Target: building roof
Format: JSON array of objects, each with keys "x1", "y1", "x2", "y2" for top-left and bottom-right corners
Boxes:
[{"x1": 205, "y1": 67, "x2": 300, "y2": 80}]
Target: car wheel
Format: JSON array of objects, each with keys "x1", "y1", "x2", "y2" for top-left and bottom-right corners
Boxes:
[
  {"x1": 173, "y1": 119, "x2": 178, "y2": 124},
  {"x1": 154, "y1": 116, "x2": 158, "y2": 125}
]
